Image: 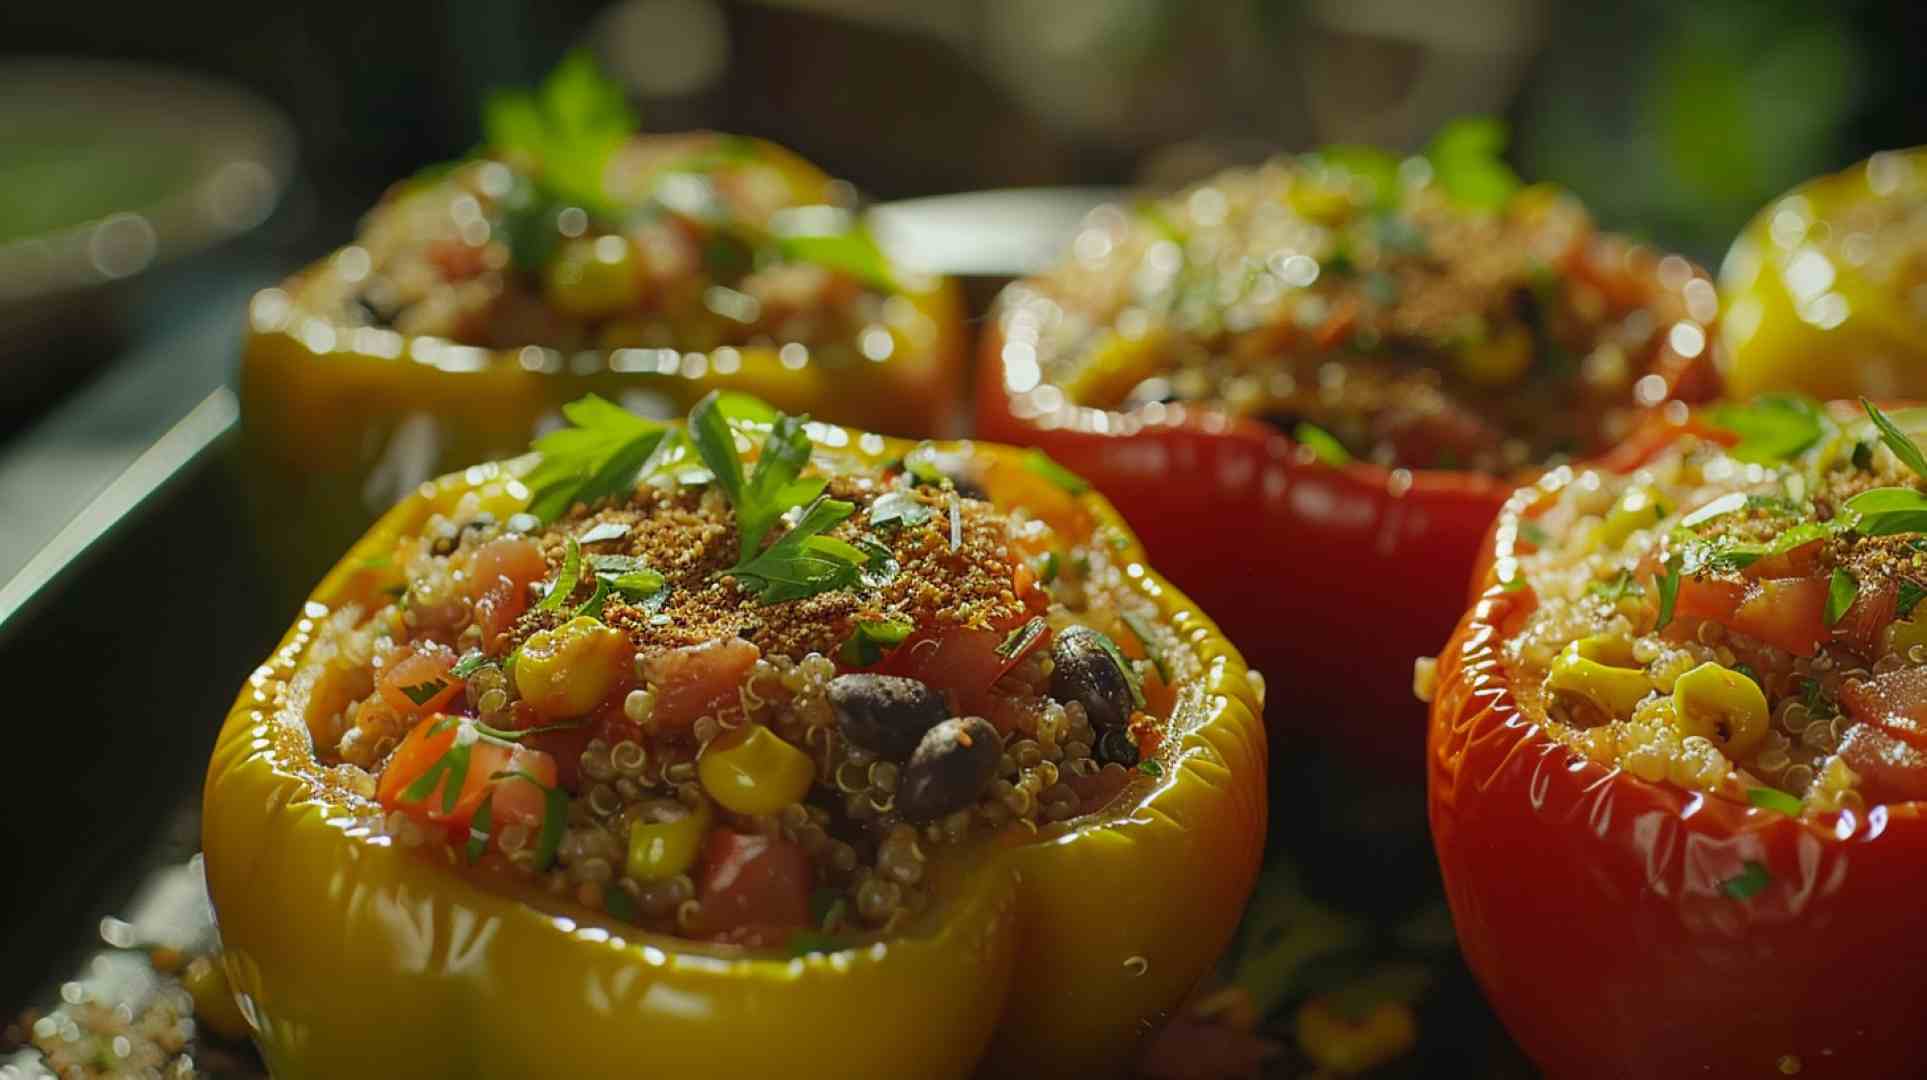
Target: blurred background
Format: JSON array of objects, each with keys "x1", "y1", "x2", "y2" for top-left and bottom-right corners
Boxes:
[{"x1": 1, "y1": 0, "x2": 1921, "y2": 1069}]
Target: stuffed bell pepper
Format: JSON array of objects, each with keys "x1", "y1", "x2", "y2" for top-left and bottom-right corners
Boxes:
[
  {"x1": 1721, "y1": 147, "x2": 1927, "y2": 402},
  {"x1": 1425, "y1": 396, "x2": 1927, "y2": 1078},
  {"x1": 203, "y1": 391, "x2": 1266, "y2": 1078},
  {"x1": 977, "y1": 119, "x2": 1718, "y2": 762},
  {"x1": 239, "y1": 55, "x2": 964, "y2": 601}
]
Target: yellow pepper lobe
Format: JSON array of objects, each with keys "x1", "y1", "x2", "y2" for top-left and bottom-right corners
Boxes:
[
  {"x1": 514, "y1": 615, "x2": 631, "y2": 718},
  {"x1": 698, "y1": 724, "x2": 816, "y2": 816}
]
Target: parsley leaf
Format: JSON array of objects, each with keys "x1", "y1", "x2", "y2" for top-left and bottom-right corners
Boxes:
[
  {"x1": 483, "y1": 51, "x2": 636, "y2": 217},
  {"x1": 465, "y1": 793, "x2": 494, "y2": 863},
  {"x1": 1721, "y1": 861, "x2": 1771, "y2": 901},
  {"x1": 523, "y1": 395, "x2": 667, "y2": 522},
  {"x1": 401, "y1": 731, "x2": 474, "y2": 815},
  {"x1": 1654, "y1": 557, "x2": 1681, "y2": 631},
  {"x1": 1703, "y1": 395, "x2": 1826, "y2": 463},
  {"x1": 1746, "y1": 787, "x2": 1804, "y2": 816},
  {"x1": 1863, "y1": 398, "x2": 1927, "y2": 482},
  {"x1": 1294, "y1": 422, "x2": 1352, "y2": 466},
  {"x1": 840, "y1": 615, "x2": 914, "y2": 667},
  {"x1": 588, "y1": 554, "x2": 668, "y2": 604},
  {"x1": 1825, "y1": 567, "x2": 1859, "y2": 627},
  {"x1": 1423, "y1": 117, "x2": 1521, "y2": 211},
  {"x1": 690, "y1": 391, "x2": 829, "y2": 565},
  {"x1": 1138, "y1": 760, "x2": 1164, "y2": 778},
  {"x1": 602, "y1": 884, "x2": 639, "y2": 923},
  {"x1": 533, "y1": 535, "x2": 583, "y2": 613},
  {"x1": 1023, "y1": 450, "x2": 1091, "y2": 494},
  {"x1": 729, "y1": 496, "x2": 863, "y2": 602}
]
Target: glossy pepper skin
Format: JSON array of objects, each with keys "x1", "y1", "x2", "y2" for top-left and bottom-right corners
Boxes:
[
  {"x1": 1720, "y1": 146, "x2": 1927, "y2": 403},
  {"x1": 977, "y1": 238, "x2": 1714, "y2": 766},
  {"x1": 1427, "y1": 425, "x2": 1927, "y2": 1079},
  {"x1": 203, "y1": 423, "x2": 1267, "y2": 1079},
  {"x1": 236, "y1": 134, "x2": 965, "y2": 607}
]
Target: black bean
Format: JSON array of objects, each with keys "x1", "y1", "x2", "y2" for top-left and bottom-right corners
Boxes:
[
  {"x1": 1050, "y1": 626, "x2": 1135, "y2": 730},
  {"x1": 828, "y1": 674, "x2": 948, "y2": 759},
  {"x1": 1095, "y1": 727, "x2": 1139, "y2": 767},
  {"x1": 898, "y1": 717, "x2": 1002, "y2": 822}
]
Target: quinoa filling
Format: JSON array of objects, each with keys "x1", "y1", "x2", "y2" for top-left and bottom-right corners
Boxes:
[
  {"x1": 291, "y1": 396, "x2": 1182, "y2": 951},
  {"x1": 290, "y1": 59, "x2": 917, "y2": 359},
  {"x1": 1502, "y1": 397, "x2": 1927, "y2": 812},
  {"x1": 997, "y1": 126, "x2": 1714, "y2": 473}
]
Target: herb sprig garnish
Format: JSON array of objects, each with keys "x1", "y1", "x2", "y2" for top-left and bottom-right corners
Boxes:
[
  {"x1": 840, "y1": 615, "x2": 913, "y2": 667},
  {"x1": 1825, "y1": 567, "x2": 1860, "y2": 627},
  {"x1": 484, "y1": 51, "x2": 638, "y2": 219},
  {"x1": 1863, "y1": 398, "x2": 1927, "y2": 481},
  {"x1": 689, "y1": 391, "x2": 872, "y2": 603},
  {"x1": 1702, "y1": 395, "x2": 1827, "y2": 464},
  {"x1": 523, "y1": 395, "x2": 666, "y2": 523}
]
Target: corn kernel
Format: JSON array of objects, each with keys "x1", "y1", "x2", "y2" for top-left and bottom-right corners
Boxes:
[
  {"x1": 698, "y1": 724, "x2": 816, "y2": 816},
  {"x1": 626, "y1": 799, "x2": 712, "y2": 883},
  {"x1": 515, "y1": 616, "x2": 632, "y2": 719}
]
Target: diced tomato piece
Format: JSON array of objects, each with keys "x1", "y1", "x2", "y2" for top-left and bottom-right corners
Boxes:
[
  {"x1": 377, "y1": 714, "x2": 558, "y2": 829},
  {"x1": 1671, "y1": 576, "x2": 1745, "y2": 623},
  {"x1": 1726, "y1": 577, "x2": 1828, "y2": 657},
  {"x1": 1833, "y1": 576, "x2": 1898, "y2": 660},
  {"x1": 695, "y1": 830, "x2": 812, "y2": 947},
  {"x1": 642, "y1": 638, "x2": 760, "y2": 732},
  {"x1": 426, "y1": 238, "x2": 489, "y2": 281},
  {"x1": 877, "y1": 624, "x2": 1042, "y2": 716},
  {"x1": 466, "y1": 537, "x2": 549, "y2": 642},
  {"x1": 1745, "y1": 539, "x2": 1825, "y2": 580},
  {"x1": 1840, "y1": 667, "x2": 1927, "y2": 752},
  {"x1": 1838, "y1": 725, "x2": 1927, "y2": 804},
  {"x1": 377, "y1": 643, "x2": 464, "y2": 716}
]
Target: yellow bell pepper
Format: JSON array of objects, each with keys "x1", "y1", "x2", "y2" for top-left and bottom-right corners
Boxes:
[
  {"x1": 235, "y1": 132, "x2": 965, "y2": 608},
  {"x1": 1719, "y1": 146, "x2": 1927, "y2": 400},
  {"x1": 203, "y1": 417, "x2": 1267, "y2": 1078}
]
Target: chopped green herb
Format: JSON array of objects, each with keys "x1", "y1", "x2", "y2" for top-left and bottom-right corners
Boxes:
[
  {"x1": 465, "y1": 793, "x2": 494, "y2": 863},
  {"x1": 398, "y1": 678, "x2": 449, "y2": 708},
  {"x1": 470, "y1": 717, "x2": 588, "y2": 742},
  {"x1": 1423, "y1": 116, "x2": 1521, "y2": 211},
  {"x1": 492, "y1": 769, "x2": 568, "y2": 869},
  {"x1": 1518, "y1": 521, "x2": 1550, "y2": 548},
  {"x1": 1721, "y1": 861, "x2": 1771, "y2": 901},
  {"x1": 1138, "y1": 760, "x2": 1164, "y2": 778},
  {"x1": 449, "y1": 651, "x2": 490, "y2": 679},
  {"x1": 1023, "y1": 449, "x2": 1091, "y2": 494},
  {"x1": 1588, "y1": 570, "x2": 1643, "y2": 603},
  {"x1": 1135, "y1": 200, "x2": 1188, "y2": 244},
  {"x1": 523, "y1": 395, "x2": 667, "y2": 523},
  {"x1": 1121, "y1": 611, "x2": 1174, "y2": 684},
  {"x1": 868, "y1": 490, "x2": 933, "y2": 528},
  {"x1": 1654, "y1": 558, "x2": 1681, "y2": 631},
  {"x1": 1825, "y1": 567, "x2": 1859, "y2": 626},
  {"x1": 573, "y1": 575, "x2": 611, "y2": 620},
  {"x1": 774, "y1": 228, "x2": 896, "y2": 292},
  {"x1": 577, "y1": 521, "x2": 630, "y2": 545},
  {"x1": 1733, "y1": 663, "x2": 1760, "y2": 686},
  {"x1": 1863, "y1": 398, "x2": 1927, "y2": 482},
  {"x1": 482, "y1": 51, "x2": 637, "y2": 218},
  {"x1": 691, "y1": 391, "x2": 827, "y2": 565},
  {"x1": 854, "y1": 536, "x2": 899, "y2": 589},
  {"x1": 601, "y1": 883, "x2": 639, "y2": 923},
  {"x1": 1746, "y1": 787, "x2": 1805, "y2": 816},
  {"x1": 840, "y1": 615, "x2": 914, "y2": 668},
  {"x1": 1702, "y1": 395, "x2": 1826, "y2": 464},
  {"x1": 1294, "y1": 422, "x2": 1352, "y2": 467},
  {"x1": 728, "y1": 496, "x2": 863, "y2": 603},
  {"x1": 402, "y1": 736, "x2": 474, "y2": 815},
  {"x1": 1899, "y1": 579, "x2": 1927, "y2": 621},
  {"x1": 533, "y1": 536, "x2": 583, "y2": 613},
  {"x1": 1036, "y1": 550, "x2": 1060, "y2": 585},
  {"x1": 996, "y1": 617, "x2": 1048, "y2": 660},
  {"x1": 901, "y1": 444, "x2": 947, "y2": 487},
  {"x1": 1800, "y1": 677, "x2": 1837, "y2": 719}
]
